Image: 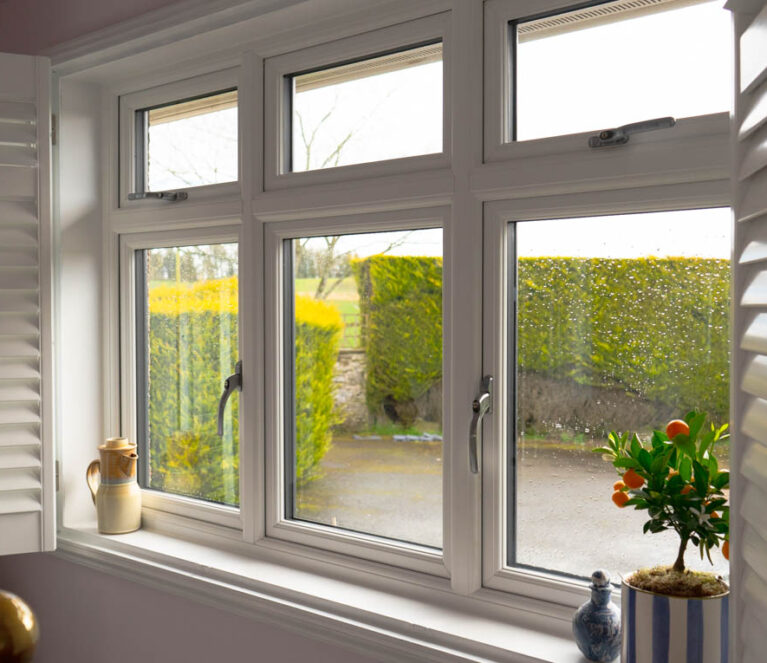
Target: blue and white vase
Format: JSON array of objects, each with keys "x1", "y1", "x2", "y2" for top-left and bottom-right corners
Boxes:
[
  {"x1": 621, "y1": 580, "x2": 729, "y2": 663},
  {"x1": 573, "y1": 570, "x2": 622, "y2": 662}
]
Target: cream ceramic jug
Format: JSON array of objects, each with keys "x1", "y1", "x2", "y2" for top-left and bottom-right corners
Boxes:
[{"x1": 86, "y1": 437, "x2": 141, "y2": 534}]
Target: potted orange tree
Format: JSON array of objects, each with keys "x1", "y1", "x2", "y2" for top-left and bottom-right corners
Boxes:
[{"x1": 594, "y1": 411, "x2": 730, "y2": 663}]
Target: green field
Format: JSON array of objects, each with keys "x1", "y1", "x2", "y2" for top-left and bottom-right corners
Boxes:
[{"x1": 295, "y1": 277, "x2": 360, "y2": 349}]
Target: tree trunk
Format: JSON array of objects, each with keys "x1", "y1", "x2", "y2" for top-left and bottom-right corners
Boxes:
[{"x1": 673, "y1": 535, "x2": 688, "y2": 573}]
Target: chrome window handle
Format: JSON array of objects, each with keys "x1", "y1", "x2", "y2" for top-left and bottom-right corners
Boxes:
[
  {"x1": 127, "y1": 191, "x2": 189, "y2": 202},
  {"x1": 469, "y1": 375, "x2": 493, "y2": 474},
  {"x1": 588, "y1": 116, "x2": 676, "y2": 148},
  {"x1": 217, "y1": 360, "x2": 242, "y2": 436}
]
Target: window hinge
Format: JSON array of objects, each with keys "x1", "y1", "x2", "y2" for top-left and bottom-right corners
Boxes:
[
  {"x1": 51, "y1": 113, "x2": 57, "y2": 146},
  {"x1": 55, "y1": 460, "x2": 60, "y2": 491}
]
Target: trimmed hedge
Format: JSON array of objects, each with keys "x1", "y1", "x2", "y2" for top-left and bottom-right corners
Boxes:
[
  {"x1": 353, "y1": 256, "x2": 730, "y2": 426},
  {"x1": 147, "y1": 280, "x2": 342, "y2": 504},
  {"x1": 517, "y1": 257, "x2": 730, "y2": 420},
  {"x1": 294, "y1": 295, "x2": 343, "y2": 481},
  {"x1": 148, "y1": 277, "x2": 239, "y2": 505},
  {"x1": 352, "y1": 256, "x2": 442, "y2": 421}
]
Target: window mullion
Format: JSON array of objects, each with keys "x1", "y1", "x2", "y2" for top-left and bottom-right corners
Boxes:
[{"x1": 445, "y1": 0, "x2": 485, "y2": 595}]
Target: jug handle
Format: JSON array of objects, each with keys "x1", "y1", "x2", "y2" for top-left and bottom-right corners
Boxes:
[{"x1": 86, "y1": 460, "x2": 100, "y2": 504}]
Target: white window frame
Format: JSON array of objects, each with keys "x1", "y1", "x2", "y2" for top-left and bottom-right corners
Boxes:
[
  {"x1": 262, "y1": 206, "x2": 450, "y2": 577},
  {"x1": 118, "y1": 224, "x2": 246, "y2": 531},
  {"x1": 118, "y1": 68, "x2": 241, "y2": 209},
  {"x1": 49, "y1": 0, "x2": 741, "y2": 655},
  {"x1": 483, "y1": 0, "x2": 731, "y2": 167},
  {"x1": 263, "y1": 12, "x2": 452, "y2": 191},
  {"x1": 481, "y1": 182, "x2": 732, "y2": 602}
]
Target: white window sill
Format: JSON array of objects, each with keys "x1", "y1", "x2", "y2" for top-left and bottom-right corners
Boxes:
[{"x1": 56, "y1": 526, "x2": 587, "y2": 663}]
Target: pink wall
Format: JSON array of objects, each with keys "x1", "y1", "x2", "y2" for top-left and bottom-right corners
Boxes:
[
  {"x1": 0, "y1": 553, "x2": 378, "y2": 662},
  {"x1": 0, "y1": 0, "x2": 183, "y2": 55}
]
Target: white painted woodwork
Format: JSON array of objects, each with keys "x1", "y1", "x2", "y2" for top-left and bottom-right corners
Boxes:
[
  {"x1": 732, "y1": 2, "x2": 767, "y2": 661},
  {"x1": 0, "y1": 52, "x2": 54, "y2": 555}
]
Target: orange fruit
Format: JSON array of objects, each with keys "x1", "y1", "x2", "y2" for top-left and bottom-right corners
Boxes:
[
  {"x1": 711, "y1": 511, "x2": 720, "y2": 519},
  {"x1": 681, "y1": 484, "x2": 693, "y2": 495},
  {"x1": 623, "y1": 468, "x2": 645, "y2": 489},
  {"x1": 612, "y1": 491, "x2": 630, "y2": 508},
  {"x1": 722, "y1": 540, "x2": 729, "y2": 560},
  {"x1": 613, "y1": 480, "x2": 626, "y2": 491},
  {"x1": 666, "y1": 419, "x2": 690, "y2": 440}
]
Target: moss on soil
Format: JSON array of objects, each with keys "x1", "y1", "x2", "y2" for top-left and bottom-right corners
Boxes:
[{"x1": 626, "y1": 566, "x2": 728, "y2": 598}]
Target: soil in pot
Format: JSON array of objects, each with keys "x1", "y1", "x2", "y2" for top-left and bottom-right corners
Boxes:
[{"x1": 626, "y1": 565, "x2": 728, "y2": 598}]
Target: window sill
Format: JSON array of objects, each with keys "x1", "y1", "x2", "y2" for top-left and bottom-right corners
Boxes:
[{"x1": 57, "y1": 526, "x2": 586, "y2": 663}]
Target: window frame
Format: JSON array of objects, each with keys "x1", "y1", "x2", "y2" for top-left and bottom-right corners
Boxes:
[
  {"x1": 481, "y1": 182, "x2": 732, "y2": 601},
  {"x1": 59, "y1": 0, "x2": 737, "y2": 639},
  {"x1": 118, "y1": 68, "x2": 241, "y2": 209},
  {"x1": 119, "y1": 225, "x2": 246, "y2": 530},
  {"x1": 482, "y1": 0, "x2": 732, "y2": 165},
  {"x1": 263, "y1": 12, "x2": 452, "y2": 191},
  {"x1": 262, "y1": 206, "x2": 450, "y2": 577}
]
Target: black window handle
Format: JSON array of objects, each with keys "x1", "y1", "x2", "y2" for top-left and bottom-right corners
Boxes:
[{"x1": 217, "y1": 360, "x2": 242, "y2": 436}]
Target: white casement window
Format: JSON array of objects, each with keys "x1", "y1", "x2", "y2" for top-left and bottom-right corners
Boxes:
[
  {"x1": 10, "y1": 0, "x2": 767, "y2": 658},
  {"x1": 119, "y1": 227, "x2": 244, "y2": 530},
  {"x1": 118, "y1": 68, "x2": 241, "y2": 207},
  {"x1": 108, "y1": 0, "x2": 734, "y2": 588},
  {"x1": 263, "y1": 13, "x2": 450, "y2": 189}
]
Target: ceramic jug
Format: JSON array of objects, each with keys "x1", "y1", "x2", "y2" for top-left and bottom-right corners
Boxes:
[{"x1": 86, "y1": 437, "x2": 141, "y2": 534}]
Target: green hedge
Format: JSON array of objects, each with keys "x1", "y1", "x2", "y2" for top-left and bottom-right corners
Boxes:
[
  {"x1": 517, "y1": 257, "x2": 730, "y2": 419},
  {"x1": 353, "y1": 256, "x2": 442, "y2": 420},
  {"x1": 147, "y1": 278, "x2": 240, "y2": 505},
  {"x1": 353, "y1": 256, "x2": 730, "y2": 425},
  {"x1": 293, "y1": 295, "x2": 343, "y2": 482},
  {"x1": 147, "y1": 280, "x2": 342, "y2": 503}
]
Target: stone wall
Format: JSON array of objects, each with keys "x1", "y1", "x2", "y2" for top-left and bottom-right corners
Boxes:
[{"x1": 333, "y1": 350, "x2": 368, "y2": 431}]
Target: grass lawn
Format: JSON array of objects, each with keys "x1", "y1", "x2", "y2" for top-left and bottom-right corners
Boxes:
[{"x1": 295, "y1": 276, "x2": 361, "y2": 348}]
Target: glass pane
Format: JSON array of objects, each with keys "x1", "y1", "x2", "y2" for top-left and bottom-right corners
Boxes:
[
  {"x1": 285, "y1": 229, "x2": 443, "y2": 547},
  {"x1": 512, "y1": 209, "x2": 731, "y2": 578},
  {"x1": 514, "y1": 1, "x2": 732, "y2": 141},
  {"x1": 139, "y1": 243, "x2": 239, "y2": 506},
  {"x1": 142, "y1": 90, "x2": 237, "y2": 191},
  {"x1": 289, "y1": 42, "x2": 442, "y2": 172}
]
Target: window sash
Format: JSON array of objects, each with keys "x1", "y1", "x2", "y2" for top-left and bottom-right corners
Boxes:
[
  {"x1": 482, "y1": 0, "x2": 731, "y2": 164},
  {"x1": 119, "y1": 226, "x2": 243, "y2": 530},
  {"x1": 481, "y1": 184, "x2": 731, "y2": 605},
  {"x1": 262, "y1": 13, "x2": 451, "y2": 191},
  {"x1": 262, "y1": 208, "x2": 449, "y2": 577},
  {"x1": 118, "y1": 68, "x2": 241, "y2": 208}
]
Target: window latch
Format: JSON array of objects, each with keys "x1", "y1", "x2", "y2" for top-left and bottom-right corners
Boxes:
[
  {"x1": 127, "y1": 191, "x2": 189, "y2": 202},
  {"x1": 469, "y1": 375, "x2": 493, "y2": 474},
  {"x1": 588, "y1": 116, "x2": 676, "y2": 148},
  {"x1": 217, "y1": 360, "x2": 242, "y2": 436}
]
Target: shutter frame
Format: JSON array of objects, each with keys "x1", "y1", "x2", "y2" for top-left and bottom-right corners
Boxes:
[
  {"x1": 731, "y1": 2, "x2": 767, "y2": 661},
  {"x1": 0, "y1": 53, "x2": 55, "y2": 555}
]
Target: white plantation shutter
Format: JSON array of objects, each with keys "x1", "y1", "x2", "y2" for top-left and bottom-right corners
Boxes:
[{"x1": 0, "y1": 53, "x2": 54, "y2": 555}]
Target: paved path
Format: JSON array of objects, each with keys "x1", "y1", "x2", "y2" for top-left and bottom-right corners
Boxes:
[{"x1": 295, "y1": 437, "x2": 729, "y2": 581}]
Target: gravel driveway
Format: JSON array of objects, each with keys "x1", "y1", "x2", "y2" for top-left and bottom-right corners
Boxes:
[{"x1": 295, "y1": 437, "x2": 730, "y2": 581}]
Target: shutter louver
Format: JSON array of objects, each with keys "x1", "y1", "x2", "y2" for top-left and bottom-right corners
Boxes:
[
  {"x1": 732, "y1": 1, "x2": 767, "y2": 660},
  {"x1": 0, "y1": 53, "x2": 54, "y2": 555}
]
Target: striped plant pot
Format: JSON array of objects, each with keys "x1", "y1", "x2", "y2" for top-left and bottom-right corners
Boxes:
[{"x1": 622, "y1": 581, "x2": 728, "y2": 663}]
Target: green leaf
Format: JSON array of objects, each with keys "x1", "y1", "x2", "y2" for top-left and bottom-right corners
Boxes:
[
  {"x1": 693, "y1": 460, "x2": 709, "y2": 493},
  {"x1": 630, "y1": 435, "x2": 642, "y2": 459},
  {"x1": 613, "y1": 457, "x2": 641, "y2": 469},
  {"x1": 679, "y1": 457, "x2": 693, "y2": 483},
  {"x1": 591, "y1": 447, "x2": 614, "y2": 455},
  {"x1": 687, "y1": 412, "x2": 706, "y2": 443},
  {"x1": 638, "y1": 448, "x2": 652, "y2": 472},
  {"x1": 713, "y1": 471, "x2": 730, "y2": 490}
]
